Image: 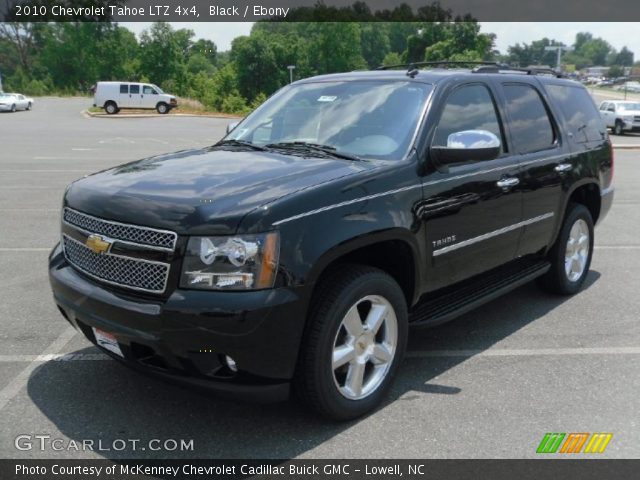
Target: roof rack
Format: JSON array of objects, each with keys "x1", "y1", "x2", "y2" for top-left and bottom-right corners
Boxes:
[{"x1": 375, "y1": 61, "x2": 564, "y2": 78}]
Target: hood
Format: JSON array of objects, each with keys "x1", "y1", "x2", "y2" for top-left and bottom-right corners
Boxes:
[{"x1": 65, "y1": 147, "x2": 368, "y2": 234}]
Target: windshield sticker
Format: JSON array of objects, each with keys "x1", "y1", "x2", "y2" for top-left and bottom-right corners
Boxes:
[{"x1": 317, "y1": 96, "x2": 338, "y2": 102}]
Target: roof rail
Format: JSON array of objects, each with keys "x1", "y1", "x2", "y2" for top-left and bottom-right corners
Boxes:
[
  {"x1": 375, "y1": 61, "x2": 500, "y2": 71},
  {"x1": 374, "y1": 60, "x2": 564, "y2": 78}
]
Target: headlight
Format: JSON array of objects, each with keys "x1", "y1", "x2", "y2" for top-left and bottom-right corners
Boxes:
[
  {"x1": 180, "y1": 233, "x2": 279, "y2": 290},
  {"x1": 622, "y1": 115, "x2": 634, "y2": 123}
]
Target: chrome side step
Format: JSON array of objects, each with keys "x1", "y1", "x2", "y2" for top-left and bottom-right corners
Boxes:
[{"x1": 409, "y1": 259, "x2": 551, "y2": 327}]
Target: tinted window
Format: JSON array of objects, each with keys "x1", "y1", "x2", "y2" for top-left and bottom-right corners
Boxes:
[
  {"x1": 546, "y1": 84, "x2": 605, "y2": 143},
  {"x1": 599, "y1": 102, "x2": 608, "y2": 111},
  {"x1": 503, "y1": 84, "x2": 555, "y2": 153},
  {"x1": 432, "y1": 84, "x2": 503, "y2": 151},
  {"x1": 130, "y1": 84, "x2": 140, "y2": 94},
  {"x1": 119, "y1": 84, "x2": 128, "y2": 94}
]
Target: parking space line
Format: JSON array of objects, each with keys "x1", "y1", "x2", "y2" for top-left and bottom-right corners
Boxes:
[
  {"x1": 406, "y1": 346, "x2": 640, "y2": 358},
  {"x1": 0, "y1": 186, "x2": 60, "y2": 189},
  {"x1": 0, "y1": 328, "x2": 76, "y2": 411},
  {"x1": 0, "y1": 353, "x2": 109, "y2": 362},
  {"x1": 0, "y1": 170, "x2": 88, "y2": 173},
  {"x1": 0, "y1": 248, "x2": 51, "y2": 252}
]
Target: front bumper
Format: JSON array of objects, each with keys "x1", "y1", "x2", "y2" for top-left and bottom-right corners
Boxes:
[
  {"x1": 48, "y1": 244, "x2": 308, "y2": 402},
  {"x1": 0, "y1": 104, "x2": 13, "y2": 111}
]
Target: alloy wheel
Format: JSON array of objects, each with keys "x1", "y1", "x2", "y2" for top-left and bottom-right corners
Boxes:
[
  {"x1": 565, "y1": 218, "x2": 590, "y2": 282},
  {"x1": 332, "y1": 295, "x2": 397, "y2": 400}
]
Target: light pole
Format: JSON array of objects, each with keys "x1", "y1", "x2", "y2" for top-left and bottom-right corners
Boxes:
[
  {"x1": 287, "y1": 65, "x2": 296, "y2": 84},
  {"x1": 544, "y1": 45, "x2": 572, "y2": 72}
]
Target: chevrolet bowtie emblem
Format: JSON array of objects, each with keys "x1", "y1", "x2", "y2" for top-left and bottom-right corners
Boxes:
[{"x1": 85, "y1": 234, "x2": 112, "y2": 254}]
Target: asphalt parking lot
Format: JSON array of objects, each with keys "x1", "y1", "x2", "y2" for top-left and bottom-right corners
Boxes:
[{"x1": 0, "y1": 97, "x2": 639, "y2": 460}]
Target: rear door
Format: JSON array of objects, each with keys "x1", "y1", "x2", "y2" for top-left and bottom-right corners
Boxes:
[
  {"x1": 496, "y1": 80, "x2": 571, "y2": 257},
  {"x1": 421, "y1": 81, "x2": 523, "y2": 291},
  {"x1": 127, "y1": 84, "x2": 141, "y2": 108},
  {"x1": 599, "y1": 102, "x2": 612, "y2": 127}
]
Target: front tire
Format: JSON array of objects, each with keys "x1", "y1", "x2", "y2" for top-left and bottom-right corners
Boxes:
[
  {"x1": 156, "y1": 102, "x2": 169, "y2": 114},
  {"x1": 295, "y1": 265, "x2": 408, "y2": 420},
  {"x1": 10, "y1": 104, "x2": 16, "y2": 113},
  {"x1": 26, "y1": 102, "x2": 32, "y2": 111},
  {"x1": 614, "y1": 120, "x2": 624, "y2": 135},
  {"x1": 538, "y1": 203, "x2": 594, "y2": 295}
]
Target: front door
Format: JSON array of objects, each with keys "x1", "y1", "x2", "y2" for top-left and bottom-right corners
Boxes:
[
  {"x1": 141, "y1": 85, "x2": 158, "y2": 109},
  {"x1": 421, "y1": 82, "x2": 522, "y2": 292}
]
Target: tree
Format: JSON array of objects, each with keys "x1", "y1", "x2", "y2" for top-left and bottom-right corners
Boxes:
[
  {"x1": 139, "y1": 23, "x2": 194, "y2": 91},
  {"x1": 613, "y1": 46, "x2": 634, "y2": 66}
]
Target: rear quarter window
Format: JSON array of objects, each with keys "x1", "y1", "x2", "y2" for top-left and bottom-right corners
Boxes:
[{"x1": 546, "y1": 84, "x2": 605, "y2": 143}]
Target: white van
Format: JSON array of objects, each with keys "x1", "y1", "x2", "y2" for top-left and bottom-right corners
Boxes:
[{"x1": 94, "y1": 82, "x2": 178, "y2": 114}]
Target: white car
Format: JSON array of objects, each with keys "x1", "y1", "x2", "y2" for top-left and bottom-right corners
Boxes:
[
  {"x1": 2, "y1": 93, "x2": 33, "y2": 112},
  {"x1": 93, "y1": 81, "x2": 178, "y2": 114},
  {"x1": 599, "y1": 100, "x2": 640, "y2": 135}
]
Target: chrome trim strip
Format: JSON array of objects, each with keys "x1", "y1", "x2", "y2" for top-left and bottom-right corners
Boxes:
[
  {"x1": 63, "y1": 207, "x2": 178, "y2": 252},
  {"x1": 601, "y1": 185, "x2": 614, "y2": 196},
  {"x1": 272, "y1": 184, "x2": 423, "y2": 226},
  {"x1": 62, "y1": 234, "x2": 170, "y2": 294},
  {"x1": 432, "y1": 212, "x2": 555, "y2": 257},
  {"x1": 272, "y1": 153, "x2": 569, "y2": 226}
]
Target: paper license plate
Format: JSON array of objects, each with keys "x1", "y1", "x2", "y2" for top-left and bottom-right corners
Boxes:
[{"x1": 92, "y1": 327, "x2": 124, "y2": 358}]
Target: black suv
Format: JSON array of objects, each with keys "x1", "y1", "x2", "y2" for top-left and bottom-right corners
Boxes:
[{"x1": 49, "y1": 64, "x2": 614, "y2": 420}]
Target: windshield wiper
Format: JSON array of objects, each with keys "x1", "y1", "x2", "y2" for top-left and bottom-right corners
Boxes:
[
  {"x1": 265, "y1": 141, "x2": 362, "y2": 161},
  {"x1": 214, "y1": 139, "x2": 268, "y2": 151}
]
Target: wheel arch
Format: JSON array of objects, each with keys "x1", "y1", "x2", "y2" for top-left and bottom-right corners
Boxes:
[
  {"x1": 550, "y1": 180, "x2": 601, "y2": 247},
  {"x1": 306, "y1": 228, "x2": 422, "y2": 308}
]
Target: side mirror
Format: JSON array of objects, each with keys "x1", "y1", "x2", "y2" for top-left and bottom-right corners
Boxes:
[
  {"x1": 431, "y1": 130, "x2": 501, "y2": 165},
  {"x1": 226, "y1": 121, "x2": 239, "y2": 134}
]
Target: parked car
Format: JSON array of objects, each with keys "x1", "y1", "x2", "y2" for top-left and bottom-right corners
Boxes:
[
  {"x1": 4, "y1": 93, "x2": 34, "y2": 111},
  {"x1": 599, "y1": 100, "x2": 640, "y2": 134},
  {"x1": 0, "y1": 93, "x2": 32, "y2": 112},
  {"x1": 93, "y1": 81, "x2": 178, "y2": 114},
  {"x1": 50, "y1": 65, "x2": 613, "y2": 420}
]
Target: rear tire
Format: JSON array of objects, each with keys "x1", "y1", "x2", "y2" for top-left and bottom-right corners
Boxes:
[
  {"x1": 156, "y1": 102, "x2": 169, "y2": 114},
  {"x1": 104, "y1": 102, "x2": 118, "y2": 115},
  {"x1": 614, "y1": 120, "x2": 624, "y2": 135},
  {"x1": 295, "y1": 265, "x2": 408, "y2": 420},
  {"x1": 537, "y1": 203, "x2": 594, "y2": 295}
]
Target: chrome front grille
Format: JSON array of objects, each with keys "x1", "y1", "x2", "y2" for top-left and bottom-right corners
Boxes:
[
  {"x1": 62, "y1": 235, "x2": 170, "y2": 294},
  {"x1": 63, "y1": 207, "x2": 177, "y2": 251}
]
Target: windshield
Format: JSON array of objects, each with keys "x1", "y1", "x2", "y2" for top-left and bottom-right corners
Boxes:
[
  {"x1": 619, "y1": 103, "x2": 640, "y2": 111},
  {"x1": 152, "y1": 84, "x2": 164, "y2": 94},
  {"x1": 227, "y1": 80, "x2": 432, "y2": 160}
]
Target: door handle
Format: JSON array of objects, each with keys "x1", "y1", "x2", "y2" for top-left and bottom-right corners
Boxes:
[
  {"x1": 496, "y1": 177, "x2": 520, "y2": 189},
  {"x1": 555, "y1": 163, "x2": 573, "y2": 173}
]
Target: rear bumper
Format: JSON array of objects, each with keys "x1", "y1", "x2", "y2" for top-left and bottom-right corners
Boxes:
[
  {"x1": 48, "y1": 244, "x2": 308, "y2": 402},
  {"x1": 598, "y1": 185, "x2": 614, "y2": 225}
]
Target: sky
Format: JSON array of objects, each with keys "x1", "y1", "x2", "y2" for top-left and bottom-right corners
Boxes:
[{"x1": 120, "y1": 22, "x2": 640, "y2": 57}]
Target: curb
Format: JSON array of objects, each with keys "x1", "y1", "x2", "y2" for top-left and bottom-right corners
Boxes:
[
  {"x1": 612, "y1": 145, "x2": 640, "y2": 150},
  {"x1": 82, "y1": 109, "x2": 241, "y2": 120}
]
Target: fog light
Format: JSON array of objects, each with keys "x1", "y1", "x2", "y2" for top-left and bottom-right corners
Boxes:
[{"x1": 224, "y1": 355, "x2": 238, "y2": 372}]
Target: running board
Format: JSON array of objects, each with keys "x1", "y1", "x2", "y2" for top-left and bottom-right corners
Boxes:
[{"x1": 409, "y1": 259, "x2": 551, "y2": 327}]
